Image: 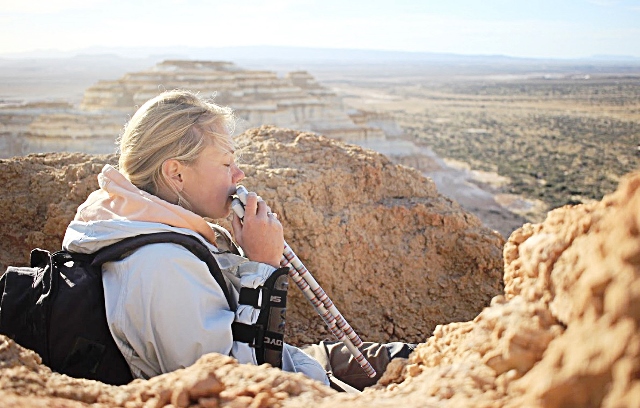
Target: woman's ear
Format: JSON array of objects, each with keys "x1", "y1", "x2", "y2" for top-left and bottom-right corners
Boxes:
[{"x1": 161, "y1": 159, "x2": 184, "y2": 192}]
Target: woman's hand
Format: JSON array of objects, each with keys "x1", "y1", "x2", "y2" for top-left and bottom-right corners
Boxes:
[{"x1": 231, "y1": 192, "x2": 284, "y2": 267}]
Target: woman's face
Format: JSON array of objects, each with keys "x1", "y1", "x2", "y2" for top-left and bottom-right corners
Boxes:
[{"x1": 180, "y1": 140, "x2": 245, "y2": 219}]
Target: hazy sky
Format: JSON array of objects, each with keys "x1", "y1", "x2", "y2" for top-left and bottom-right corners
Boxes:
[{"x1": 1, "y1": 0, "x2": 639, "y2": 58}]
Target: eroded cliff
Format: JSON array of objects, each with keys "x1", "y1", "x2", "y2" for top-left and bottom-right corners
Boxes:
[{"x1": 0, "y1": 61, "x2": 387, "y2": 158}]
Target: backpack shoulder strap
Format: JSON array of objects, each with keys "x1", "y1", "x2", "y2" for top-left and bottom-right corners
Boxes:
[{"x1": 90, "y1": 232, "x2": 234, "y2": 310}]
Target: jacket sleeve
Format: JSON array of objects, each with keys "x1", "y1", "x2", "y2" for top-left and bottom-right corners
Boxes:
[{"x1": 104, "y1": 242, "x2": 236, "y2": 377}]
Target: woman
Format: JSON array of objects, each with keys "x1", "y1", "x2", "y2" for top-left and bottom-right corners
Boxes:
[{"x1": 62, "y1": 90, "x2": 411, "y2": 391}]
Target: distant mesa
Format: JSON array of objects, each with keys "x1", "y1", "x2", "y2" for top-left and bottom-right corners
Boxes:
[{"x1": 0, "y1": 60, "x2": 389, "y2": 158}]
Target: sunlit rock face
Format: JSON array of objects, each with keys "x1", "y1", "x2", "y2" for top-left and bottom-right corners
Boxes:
[
  {"x1": 0, "y1": 61, "x2": 385, "y2": 158},
  {"x1": 366, "y1": 169, "x2": 640, "y2": 408},
  {"x1": 6, "y1": 126, "x2": 638, "y2": 407}
]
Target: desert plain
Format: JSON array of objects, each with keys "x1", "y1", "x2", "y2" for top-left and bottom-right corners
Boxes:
[{"x1": 319, "y1": 63, "x2": 640, "y2": 236}]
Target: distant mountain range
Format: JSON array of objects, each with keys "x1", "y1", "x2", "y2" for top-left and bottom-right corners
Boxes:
[
  {"x1": 2, "y1": 45, "x2": 640, "y2": 64},
  {"x1": 2, "y1": 46, "x2": 639, "y2": 105}
]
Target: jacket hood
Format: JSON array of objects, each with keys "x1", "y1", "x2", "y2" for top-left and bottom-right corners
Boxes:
[{"x1": 63, "y1": 164, "x2": 220, "y2": 252}]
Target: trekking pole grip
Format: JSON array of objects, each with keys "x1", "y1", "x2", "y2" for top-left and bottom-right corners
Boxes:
[{"x1": 231, "y1": 185, "x2": 376, "y2": 378}]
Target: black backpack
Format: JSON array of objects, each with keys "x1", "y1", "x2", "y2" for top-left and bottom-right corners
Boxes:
[{"x1": 0, "y1": 232, "x2": 232, "y2": 385}]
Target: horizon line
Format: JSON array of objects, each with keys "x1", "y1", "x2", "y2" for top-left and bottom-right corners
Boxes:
[{"x1": 1, "y1": 45, "x2": 640, "y2": 62}]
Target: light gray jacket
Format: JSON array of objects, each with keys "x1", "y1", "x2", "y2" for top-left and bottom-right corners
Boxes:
[
  {"x1": 63, "y1": 219, "x2": 328, "y2": 384},
  {"x1": 61, "y1": 165, "x2": 327, "y2": 384}
]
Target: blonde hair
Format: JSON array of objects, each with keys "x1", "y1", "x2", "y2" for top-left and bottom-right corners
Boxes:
[{"x1": 118, "y1": 90, "x2": 235, "y2": 207}]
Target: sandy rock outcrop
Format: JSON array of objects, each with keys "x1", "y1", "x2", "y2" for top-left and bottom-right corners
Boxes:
[
  {"x1": 354, "y1": 169, "x2": 640, "y2": 407},
  {"x1": 0, "y1": 152, "x2": 116, "y2": 273},
  {"x1": 1, "y1": 126, "x2": 639, "y2": 407},
  {"x1": 0, "y1": 336, "x2": 335, "y2": 407},
  {"x1": 230, "y1": 126, "x2": 504, "y2": 344},
  {"x1": 0, "y1": 126, "x2": 504, "y2": 346}
]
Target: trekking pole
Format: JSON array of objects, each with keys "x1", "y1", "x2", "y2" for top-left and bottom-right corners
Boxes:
[{"x1": 231, "y1": 186, "x2": 376, "y2": 378}]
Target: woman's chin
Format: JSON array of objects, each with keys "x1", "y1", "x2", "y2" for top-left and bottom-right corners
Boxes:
[
  {"x1": 197, "y1": 205, "x2": 229, "y2": 221},
  {"x1": 217, "y1": 202, "x2": 233, "y2": 219}
]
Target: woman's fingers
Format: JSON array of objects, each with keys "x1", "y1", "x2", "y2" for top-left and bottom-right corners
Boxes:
[
  {"x1": 256, "y1": 200, "x2": 271, "y2": 217},
  {"x1": 243, "y1": 192, "x2": 258, "y2": 216},
  {"x1": 244, "y1": 193, "x2": 271, "y2": 217},
  {"x1": 233, "y1": 191, "x2": 283, "y2": 267}
]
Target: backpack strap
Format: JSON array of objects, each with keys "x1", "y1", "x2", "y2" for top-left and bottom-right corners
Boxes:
[
  {"x1": 90, "y1": 232, "x2": 234, "y2": 310},
  {"x1": 231, "y1": 266, "x2": 289, "y2": 368}
]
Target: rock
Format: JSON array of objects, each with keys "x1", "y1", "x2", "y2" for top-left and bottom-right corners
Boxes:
[
  {"x1": 229, "y1": 126, "x2": 505, "y2": 344},
  {"x1": 0, "y1": 336, "x2": 335, "y2": 407},
  {"x1": 358, "y1": 169, "x2": 640, "y2": 408},
  {"x1": 0, "y1": 152, "x2": 118, "y2": 271}
]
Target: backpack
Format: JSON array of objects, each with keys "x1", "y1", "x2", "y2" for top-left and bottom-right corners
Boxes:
[{"x1": 0, "y1": 232, "x2": 232, "y2": 385}]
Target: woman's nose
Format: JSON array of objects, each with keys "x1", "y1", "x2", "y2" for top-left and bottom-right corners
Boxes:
[{"x1": 232, "y1": 165, "x2": 245, "y2": 183}]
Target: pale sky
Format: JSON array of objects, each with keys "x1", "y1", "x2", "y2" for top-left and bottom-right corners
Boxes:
[{"x1": 1, "y1": 0, "x2": 639, "y2": 59}]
